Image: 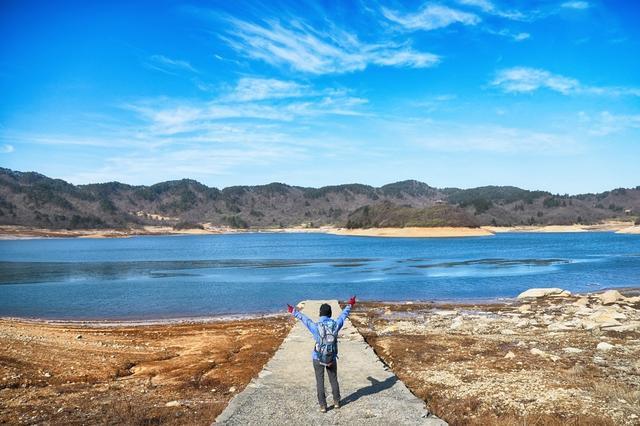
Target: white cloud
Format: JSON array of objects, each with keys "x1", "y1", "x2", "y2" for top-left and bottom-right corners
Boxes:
[
  {"x1": 378, "y1": 117, "x2": 578, "y2": 154},
  {"x1": 561, "y1": 1, "x2": 590, "y2": 10},
  {"x1": 381, "y1": 4, "x2": 480, "y2": 31},
  {"x1": 225, "y1": 78, "x2": 307, "y2": 102},
  {"x1": 492, "y1": 67, "x2": 640, "y2": 96},
  {"x1": 456, "y1": 0, "x2": 526, "y2": 20},
  {"x1": 512, "y1": 32, "x2": 531, "y2": 41},
  {"x1": 146, "y1": 55, "x2": 198, "y2": 74},
  {"x1": 489, "y1": 29, "x2": 530, "y2": 41},
  {"x1": 582, "y1": 111, "x2": 640, "y2": 136},
  {"x1": 492, "y1": 67, "x2": 579, "y2": 94},
  {"x1": 0, "y1": 144, "x2": 14, "y2": 153},
  {"x1": 223, "y1": 17, "x2": 439, "y2": 74}
]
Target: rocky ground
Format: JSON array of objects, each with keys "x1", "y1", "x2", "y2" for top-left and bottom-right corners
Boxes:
[
  {"x1": 350, "y1": 289, "x2": 640, "y2": 426},
  {"x1": 0, "y1": 317, "x2": 291, "y2": 425}
]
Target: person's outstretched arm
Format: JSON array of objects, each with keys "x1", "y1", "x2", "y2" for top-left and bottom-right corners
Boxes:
[
  {"x1": 335, "y1": 296, "x2": 356, "y2": 331},
  {"x1": 287, "y1": 304, "x2": 320, "y2": 341}
]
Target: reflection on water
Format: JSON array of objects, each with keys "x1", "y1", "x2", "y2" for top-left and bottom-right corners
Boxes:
[{"x1": 0, "y1": 232, "x2": 639, "y2": 319}]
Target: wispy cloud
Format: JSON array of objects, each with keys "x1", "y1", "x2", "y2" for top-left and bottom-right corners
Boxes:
[
  {"x1": 492, "y1": 67, "x2": 640, "y2": 96},
  {"x1": 561, "y1": 1, "x2": 591, "y2": 10},
  {"x1": 395, "y1": 120, "x2": 578, "y2": 153},
  {"x1": 456, "y1": 0, "x2": 526, "y2": 21},
  {"x1": 381, "y1": 4, "x2": 480, "y2": 31},
  {"x1": 146, "y1": 54, "x2": 198, "y2": 75},
  {"x1": 224, "y1": 78, "x2": 307, "y2": 102},
  {"x1": 580, "y1": 111, "x2": 640, "y2": 136},
  {"x1": 489, "y1": 29, "x2": 530, "y2": 41},
  {"x1": 222, "y1": 17, "x2": 439, "y2": 74},
  {"x1": 0, "y1": 144, "x2": 14, "y2": 153}
]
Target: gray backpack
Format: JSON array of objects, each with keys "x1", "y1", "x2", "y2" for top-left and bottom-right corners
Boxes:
[{"x1": 315, "y1": 319, "x2": 338, "y2": 366}]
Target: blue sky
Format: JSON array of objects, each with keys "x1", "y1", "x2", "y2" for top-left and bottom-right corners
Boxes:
[{"x1": 1, "y1": 0, "x2": 639, "y2": 193}]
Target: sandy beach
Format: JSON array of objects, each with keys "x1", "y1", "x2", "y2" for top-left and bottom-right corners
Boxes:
[
  {"x1": 329, "y1": 226, "x2": 495, "y2": 238},
  {"x1": 484, "y1": 220, "x2": 639, "y2": 234},
  {"x1": 1, "y1": 220, "x2": 638, "y2": 240}
]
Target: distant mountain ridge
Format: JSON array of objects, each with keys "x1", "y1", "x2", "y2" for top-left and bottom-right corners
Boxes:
[{"x1": 0, "y1": 168, "x2": 638, "y2": 230}]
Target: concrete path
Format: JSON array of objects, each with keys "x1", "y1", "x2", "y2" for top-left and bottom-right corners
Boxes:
[{"x1": 215, "y1": 300, "x2": 446, "y2": 425}]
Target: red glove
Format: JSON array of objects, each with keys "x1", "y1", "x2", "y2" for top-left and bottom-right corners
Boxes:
[
  {"x1": 348, "y1": 296, "x2": 356, "y2": 307},
  {"x1": 287, "y1": 304, "x2": 294, "y2": 314}
]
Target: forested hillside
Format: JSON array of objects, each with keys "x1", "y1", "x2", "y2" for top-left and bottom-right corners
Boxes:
[{"x1": 1, "y1": 168, "x2": 638, "y2": 229}]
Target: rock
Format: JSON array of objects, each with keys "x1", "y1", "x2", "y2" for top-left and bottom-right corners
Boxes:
[
  {"x1": 588, "y1": 308, "x2": 626, "y2": 327},
  {"x1": 575, "y1": 307, "x2": 594, "y2": 316},
  {"x1": 75, "y1": 335, "x2": 82, "y2": 340},
  {"x1": 549, "y1": 355, "x2": 560, "y2": 362},
  {"x1": 605, "y1": 322, "x2": 640, "y2": 332},
  {"x1": 450, "y1": 317, "x2": 463, "y2": 330},
  {"x1": 517, "y1": 304, "x2": 532, "y2": 313},
  {"x1": 434, "y1": 310, "x2": 457, "y2": 316},
  {"x1": 598, "y1": 290, "x2": 625, "y2": 305},
  {"x1": 517, "y1": 288, "x2": 571, "y2": 299},
  {"x1": 165, "y1": 401, "x2": 181, "y2": 407},
  {"x1": 500, "y1": 329, "x2": 516, "y2": 335},
  {"x1": 596, "y1": 342, "x2": 614, "y2": 351},
  {"x1": 505, "y1": 351, "x2": 515, "y2": 359},
  {"x1": 530, "y1": 348, "x2": 547, "y2": 357},
  {"x1": 43, "y1": 372, "x2": 51, "y2": 378},
  {"x1": 229, "y1": 386, "x2": 236, "y2": 393},
  {"x1": 547, "y1": 322, "x2": 575, "y2": 332},
  {"x1": 573, "y1": 297, "x2": 590, "y2": 307},
  {"x1": 563, "y1": 347, "x2": 583, "y2": 354}
]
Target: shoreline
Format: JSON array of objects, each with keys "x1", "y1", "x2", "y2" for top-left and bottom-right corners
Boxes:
[
  {"x1": 3, "y1": 287, "x2": 639, "y2": 325},
  {"x1": 2, "y1": 287, "x2": 639, "y2": 424},
  {"x1": 2, "y1": 220, "x2": 638, "y2": 240}
]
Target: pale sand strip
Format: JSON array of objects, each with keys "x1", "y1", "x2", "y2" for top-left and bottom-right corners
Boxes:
[
  {"x1": 485, "y1": 221, "x2": 638, "y2": 234},
  {"x1": 329, "y1": 227, "x2": 494, "y2": 238},
  {"x1": 616, "y1": 225, "x2": 640, "y2": 234},
  {"x1": 215, "y1": 300, "x2": 445, "y2": 425}
]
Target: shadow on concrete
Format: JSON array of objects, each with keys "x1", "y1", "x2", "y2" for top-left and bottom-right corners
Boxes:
[{"x1": 340, "y1": 375, "x2": 398, "y2": 407}]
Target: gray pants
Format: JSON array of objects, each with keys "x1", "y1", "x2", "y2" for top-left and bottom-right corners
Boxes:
[{"x1": 313, "y1": 359, "x2": 340, "y2": 407}]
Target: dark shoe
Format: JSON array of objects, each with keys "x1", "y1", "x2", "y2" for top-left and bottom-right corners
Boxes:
[{"x1": 319, "y1": 406, "x2": 327, "y2": 413}]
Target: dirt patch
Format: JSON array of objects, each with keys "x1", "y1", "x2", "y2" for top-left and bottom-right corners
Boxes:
[
  {"x1": 0, "y1": 316, "x2": 291, "y2": 425},
  {"x1": 349, "y1": 295, "x2": 640, "y2": 425}
]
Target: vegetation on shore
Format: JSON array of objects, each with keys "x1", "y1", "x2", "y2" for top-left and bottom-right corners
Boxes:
[{"x1": 1, "y1": 168, "x2": 638, "y2": 231}]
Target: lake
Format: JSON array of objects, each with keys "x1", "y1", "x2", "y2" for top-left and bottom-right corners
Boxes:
[{"x1": 0, "y1": 232, "x2": 639, "y2": 320}]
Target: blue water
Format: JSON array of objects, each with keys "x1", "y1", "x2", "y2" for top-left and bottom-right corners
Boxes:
[{"x1": 0, "y1": 232, "x2": 639, "y2": 320}]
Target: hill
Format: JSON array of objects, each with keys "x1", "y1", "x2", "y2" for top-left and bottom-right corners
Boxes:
[{"x1": 0, "y1": 168, "x2": 639, "y2": 230}]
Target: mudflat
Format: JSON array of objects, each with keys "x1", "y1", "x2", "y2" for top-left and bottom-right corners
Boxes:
[{"x1": 0, "y1": 316, "x2": 291, "y2": 425}]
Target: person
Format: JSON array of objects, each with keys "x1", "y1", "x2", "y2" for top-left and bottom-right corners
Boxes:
[{"x1": 287, "y1": 296, "x2": 356, "y2": 413}]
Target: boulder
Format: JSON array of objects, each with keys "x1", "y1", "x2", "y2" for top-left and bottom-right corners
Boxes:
[
  {"x1": 517, "y1": 288, "x2": 571, "y2": 299},
  {"x1": 547, "y1": 322, "x2": 575, "y2": 332},
  {"x1": 598, "y1": 290, "x2": 625, "y2": 305},
  {"x1": 450, "y1": 317, "x2": 464, "y2": 330},
  {"x1": 530, "y1": 348, "x2": 547, "y2": 357},
  {"x1": 588, "y1": 307, "x2": 626, "y2": 327},
  {"x1": 563, "y1": 347, "x2": 583, "y2": 354},
  {"x1": 596, "y1": 342, "x2": 614, "y2": 351},
  {"x1": 165, "y1": 400, "x2": 181, "y2": 407},
  {"x1": 573, "y1": 297, "x2": 590, "y2": 307},
  {"x1": 517, "y1": 304, "x2": 532, "y2": 313},
  {"x1": 504, "y1": 351, "x2": 516, "y2": 359}
]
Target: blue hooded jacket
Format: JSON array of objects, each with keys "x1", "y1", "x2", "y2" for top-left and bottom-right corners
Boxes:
[{"x1": 293, "y1": 304, "x2": 351, "y2": 361}]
